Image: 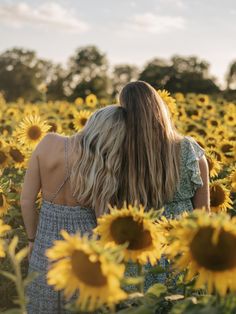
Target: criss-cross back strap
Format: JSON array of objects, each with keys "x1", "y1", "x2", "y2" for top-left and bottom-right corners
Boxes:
[{"x1": 49, "y1": 137, "x2": 71, "y2": 203}]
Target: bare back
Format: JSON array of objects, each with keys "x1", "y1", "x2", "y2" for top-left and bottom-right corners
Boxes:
[{"x1": 22, "y1": 133, "x2": 80, "y2": 207}]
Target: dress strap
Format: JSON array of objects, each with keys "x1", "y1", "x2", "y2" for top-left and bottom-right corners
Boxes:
[{"x1": 49, "y1": 137, "x2": 71, "y2": 204}]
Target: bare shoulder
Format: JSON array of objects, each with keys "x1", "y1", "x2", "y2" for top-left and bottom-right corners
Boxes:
[
  {"x1": 198, "y1": 155, "x2": 209, "y2": 175},
  {"x1": 198, "y1": 154, "x2": 208, "y2": 167},
  {"x1": 34, "y1": 133, "x2": 65, "y2": 156}
]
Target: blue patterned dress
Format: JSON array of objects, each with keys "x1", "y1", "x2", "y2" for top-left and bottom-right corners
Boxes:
[
  {"x1": 26, "y1": 138, "x2": 97, "y2": 314},
  {"x1": 26, "y1": 135, "x2": 205, "y2": 312}
]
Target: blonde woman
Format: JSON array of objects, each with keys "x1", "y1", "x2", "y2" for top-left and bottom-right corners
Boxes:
[
  {"x1": 20, "y1": 105, "x2": 126, "y2": 313},
  {"x1": 118, "y1": 81, "x2": 210, "y2": 288}
]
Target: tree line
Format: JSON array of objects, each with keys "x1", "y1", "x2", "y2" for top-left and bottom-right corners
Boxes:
[{"x1": 0, "y1": 45, "x2": 236, "y2": 102}]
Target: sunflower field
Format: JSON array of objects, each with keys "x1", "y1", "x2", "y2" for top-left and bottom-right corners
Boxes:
[{"x1": 0, "y1": 91, "x2": 236, "y2": 314}]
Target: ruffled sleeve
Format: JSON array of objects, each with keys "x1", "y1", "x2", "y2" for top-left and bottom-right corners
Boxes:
[{"x1": 184, "y1": 136, "x2": 205, "y2": 194}]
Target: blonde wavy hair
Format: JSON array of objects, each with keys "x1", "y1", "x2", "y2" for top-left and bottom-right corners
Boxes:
[
  {"x1": 118, "y1": 80, "x2": 184, "y2": 210},
  {"x1": 70, "y1": 105, "x2": 126, "y2": 216}
]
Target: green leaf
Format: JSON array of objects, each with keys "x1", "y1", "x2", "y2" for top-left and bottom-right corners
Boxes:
[
  {"x1": 23, "y1": 271, "x2": 39, "y2": 287},
  {"x1": 8, "y1": 236, "x2": 19, "y2": 256},
  {"x1": 116, "y1": 305, "x2": 155, "y2": 314},
  {"x1": 0, "y1": 270, "x2": 16, "y2": 282},
  {"x1": 0, "y1": 309, "x2": 22, "y2": 314},
  {"x1": 144, "y1": 265, "x2": 166, "y2": 274},
  {"x1": 145, "y1": 283, "x2": 167, "y2": 298},
  {"x1": 122, "y1": 276, "x2": 144, "y2": 286},
  {"x1": 15, "y1": 247, "x2": 29, "y2": 263}
]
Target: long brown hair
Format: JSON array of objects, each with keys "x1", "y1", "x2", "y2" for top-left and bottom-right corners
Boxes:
[{"x1": 118, "y1": 80, "x2": 184, "y2": 210}]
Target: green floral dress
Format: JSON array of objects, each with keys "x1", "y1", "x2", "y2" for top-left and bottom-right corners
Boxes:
[{"x1": 125, "y1": 135, "x2": 205, "y2": 291}]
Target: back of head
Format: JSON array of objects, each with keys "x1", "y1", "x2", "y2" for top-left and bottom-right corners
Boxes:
[
  {"x1": 118, "y1": 80, "x2": 183, "y2": 209},
  {"x1": 70, "y1": 105, "x2": 126, "y2": 216}
]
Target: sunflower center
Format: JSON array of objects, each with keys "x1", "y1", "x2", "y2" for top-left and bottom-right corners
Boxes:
[
  {"x1": 0, "y1": 193, "x2": 4, "y2": 206},
  {"x1": 27, "y1": 126, "x2": 42, "y2": 140},
  {"x1": 197, "y1": 129, "x2": 206, "y2": 136},
  {"x1": 110, "y1": 216, "x2": 152, "y2": 250},
  {"x1": 212, "y1": 151, "x2": 221, "y2": 161},
  {"x1": 9, "y1": 148, "x2": 24, "y2": 163},
  {"x1": 0, "y1": 151, "x2": 7, "y2": 164},
  {"x1": 80, "y1": 118, "x2": 88, "y2": 126},
  {"x1": 190, "y1": 227, "x2": 236, "y2": 271},
  {"x1": 48, "y1": 122, "x2": 57, "y2": 132},
  {"x1": 210, "y1": 120, "x2": 218, "y2": 126},
  {"x1": 68, "y1": 122, "x2": 75, "y2": 130},
  {"x1": 210, "y1": 185, "x2": 226, "y2": 207},
  {"x1": 71, "y1": 250, "x2": 107, "y2": 286},
  {"x1": 221, "y1": 144, "x2": 233, "y2": 154}
]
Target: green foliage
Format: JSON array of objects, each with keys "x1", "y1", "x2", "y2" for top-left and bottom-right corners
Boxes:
[{"x1": 1, "y1": 46, "x2": 236, "y2": 103}]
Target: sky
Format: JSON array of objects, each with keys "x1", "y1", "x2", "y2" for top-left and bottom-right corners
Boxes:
[{"x1": 0, "y1": 0, "x2": 236, "y2": 87}]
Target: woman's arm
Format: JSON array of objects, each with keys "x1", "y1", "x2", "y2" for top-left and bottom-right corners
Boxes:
[
  {"x1": 191, "y1": 155, "x2": 210, "y2": 212},
  {"x1": 20, "y1": 145, "x2": 41, "y2": 240}
]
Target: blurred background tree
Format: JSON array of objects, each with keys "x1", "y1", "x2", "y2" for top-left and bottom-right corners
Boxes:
[
  {"x1": 64, "y1": 45, "x2": 110, "y2": 100},
  {"x1": 0, "y1": 45, "x2": 235, "y2": 102},
  {"x1": 226, "y1": 60, "x2": 236, "y2": 90},
  {"x1": 139, "y1": 56, "x2": 219, "y2": 94},
  {"x1": 111, "y1": 64, "x2": 139, "y2": 99},
  {"x1": 0, "y1": 48, "x2": 43, "y2": 102}
]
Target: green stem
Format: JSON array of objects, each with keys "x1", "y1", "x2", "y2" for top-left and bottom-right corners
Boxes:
[
  {"x1": 10, "y1": 254, "x2": 27, "y2": 314},
  {"x1": 137, "y1": 264, "x2": 144, "y2": 294}
]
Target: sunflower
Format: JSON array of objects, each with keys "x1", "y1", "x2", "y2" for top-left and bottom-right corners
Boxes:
[
  {"x1": 219, "y1": 140, "x2": 235, "y2": 162},
  {"x1": 229, "y1": 166, "x2": 236, "y2": 193},
  {"x1": 205, "y1": 135, "x2": 217, "y2": 148},
  {"x1": 197, "y1": 94, "x2": 209, "y2": 106},
  {"x1": 99, "y1": 98, "x2": 109, "y2": 107},
  {"x1": 0, "y1": 186, "x2": 10, "y2": 217},
  {"x1": 194, "y1": 126, "x2": 207, "y2": 137},
  {"x1": 0, "y1": 146, "x2": 9, "y2": 169},
  {"x1": 204, "y1": 103, "x2": 216, "y2": 114},
  {"x1": 0, "y1": 137, "x2": 7, "y2": 149},
  {"x1": 8, "y1": 142, "x2": 28, "y2": 169},
  {"x1": 94, "y1": 204, "x2": 163, "y2": 266},
  {"x1": 191, "y1": 108, "x2": 204, "y2": 122},
  {"x1": 224, "y1": 113, "x2": 236, "y2": 127},
  {"x1": 86, "y1": 94, "x2": 98, "y2": 108},
  {"x1": 73, "y1": 110, "x2": 92, "y2": 131},
  {"x1": 47, "y1": 121, "x2": 62, "y2": 134},
  {"x1": 213, "y1": 125, "x2": 229, "y2": 139},
  {"x1": 205, "y1": 149, "x2": 222, "y2": 178},
  {"x1": 207, "y1": 147, "x2": 224, "y2": 163},
  {"x1": 206, "y1": 118, "x2": 220, "y2": 129},
  {"x1": 74, "y1": 97, "x2": 84, "y2": 107},
  {"x1": 210, "y1": 180, "x2": 233, "y2": 212},
  {"x1": 6, "y1": 107, "x2": 20, "y2": 120},
  {"x1": 158, "y1": 89, "x2": 178, "y2": 118},
  {"x1": 23, "y1": 105, "x2": 40, "y2": 117},
  {"x1": 174, "y1": 92, "x2": 185, "y2": 102},
  {"x1": 46, "y1": 231, "x2": 127, "y2": 312},
  {"x1": 166, "y1": 210, "x2": 236, "y2": 296},
  {"x1": 0, "y1": 219, "x2": 11, "y2": 258},
  {"x1": 16, "y1": 115, "x2": 50, "y2": 148}
]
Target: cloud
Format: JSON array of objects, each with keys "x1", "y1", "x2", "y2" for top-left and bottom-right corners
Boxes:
[
  {"x1": 159, "y1": 0, "x2": 187, "y2": 9},
  {"x1": 0, "y1": 2, "x2": 89, "y2": 33},
  {"x1": 125, "y1": 12, "x2": 186, "y2": 34}
]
